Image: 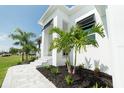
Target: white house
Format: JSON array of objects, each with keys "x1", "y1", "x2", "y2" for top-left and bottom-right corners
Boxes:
[{"x1": 38, "y1": 5, "x2": 124, "y2": 87}]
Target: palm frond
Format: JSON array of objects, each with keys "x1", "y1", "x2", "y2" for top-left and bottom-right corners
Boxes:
[
  {"x1": 9, "y1": 34, "x2": 22, "y2": 40},
  {"x1": 49, "y1": 27, "x2": 65, "y2": 37},
  {"x1": 15, "y1": 28, "x2": 24, "y2": 35},
  {"x1": 25, "y1": 32, "x2": 36, "y2": 39},
  {"x1": 9, "y1": 27, "x2": 38, "y2": 54},
  {"x1": 91, "y1": 23, "x2": 105, "y2": 38}
]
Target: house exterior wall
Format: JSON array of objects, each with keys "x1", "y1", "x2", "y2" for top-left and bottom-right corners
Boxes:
[
  {"x1": 40, "y1": 6, "x2": 112, "y2": 74},
  {"x1": 106, "y1": 6, "x2": 124, "y2": 88},
  {"x1": 41, "y1": 9, "x2": 69, "y2": 66},
  {"x1": 41, "y1": 30, "x2": 45, "y2": 57},
  {"x1": 40, "y1": 9, "x2": 64, "y2": 66},
  {"x1": 41, "y1": 25, "x2": 52, "y2": 57},
  {"x1": 55, "y1": 9, "x2": 70, "y2": 66},
  {"x1": 39, "y1": 5, "x2": 124, "y2": 87},
  {"x1": 66, "y1": 6, "x2": 112, "y2": 75}
]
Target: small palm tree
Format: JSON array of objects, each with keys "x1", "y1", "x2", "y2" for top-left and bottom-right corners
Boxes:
[
  {"x1": 71, "y1": 24, "x2": 105, "y2": 74},
  {"x1": 49, "y1": 27, "x2": 73, "y2": 73},
  {"x1": 9, "y1": 28, "x2": 36, "y2": 62}
]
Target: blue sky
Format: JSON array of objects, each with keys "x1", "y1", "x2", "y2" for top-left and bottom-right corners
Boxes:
[
  {"x1": 0, "y1": 5, "x2": 74, "y2": 52},
  {"x1": 0, "y1": 5, "x2": 49, "y2": 52}
]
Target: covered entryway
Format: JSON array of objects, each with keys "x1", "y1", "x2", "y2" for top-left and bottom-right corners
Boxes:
[{"x1": 41, "y1": 19, "x2": 53, "y2": 57}]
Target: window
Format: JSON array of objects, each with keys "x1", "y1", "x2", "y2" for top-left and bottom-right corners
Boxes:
[{"x1": 77, "y1": 14, "x2": 96, "y2": 40}]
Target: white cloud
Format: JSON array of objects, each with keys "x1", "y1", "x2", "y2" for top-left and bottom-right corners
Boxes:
[
  {"x1": 0, "y1": 34, "x2": 9, "y2": 41},
  {"x1": 0, "y1": 34, "x2": 12, "y2": 52},
  {"x1": 0, "y1": 33, "x2": 21, "y2": 52}
]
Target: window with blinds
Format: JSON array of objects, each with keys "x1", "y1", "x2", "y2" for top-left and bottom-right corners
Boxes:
[{"x1": 77, "y1": 14, "x2": 96, "y2": 40}]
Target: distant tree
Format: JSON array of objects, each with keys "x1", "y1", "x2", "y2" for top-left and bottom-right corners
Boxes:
[
  {"x1": 9, "y1": 28, "x2": 36, "y2": 63},
  {"x1": 9, "y1": 47, "x2": 19, "y2": 54}
]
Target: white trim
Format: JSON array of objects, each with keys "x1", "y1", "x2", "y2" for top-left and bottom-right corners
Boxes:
[
  {"x1": 38, "y1": 5, "x2": 90, "y2": 26},
  {"x1": 75, "y1": 9, "x2": 96, "y2": 23}
]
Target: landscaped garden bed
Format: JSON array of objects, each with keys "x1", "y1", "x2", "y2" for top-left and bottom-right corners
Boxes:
[
  {"x1": 37, "y1": 65, "x2": 113, "y2": 88},
  {"x1": 36, "y1": 23, "x2": 112, "y2": 88}
]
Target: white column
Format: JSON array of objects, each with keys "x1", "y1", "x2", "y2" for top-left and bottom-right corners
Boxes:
[
  {"x1": 52, "y1": 16, "x2": 58, "y2": 66},
  {"x1": 41, "y1": 30, "x2": 45, "y2": 58},
  {"x1": 52, "y1": 15, "x2": 63, "y2": 66},
  {"x1": 106, "y1": 6, "x2": 124, "y2": 87}
]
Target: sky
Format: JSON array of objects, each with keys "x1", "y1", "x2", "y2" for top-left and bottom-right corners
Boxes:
[
  {"x1": 0, "y1": 5, "x2": 74, "y2": 52},
  {"x1": 0, "y1": 5, "x2": 49, "y2": 52}
]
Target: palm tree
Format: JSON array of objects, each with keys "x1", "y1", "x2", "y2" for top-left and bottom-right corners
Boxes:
[
  {"x1": 9, "y1": 28, "x2": 36, "y2": 62},
  {"x1": 49, "y1": 27, "x2": 73, "y2": 74},
  {"x1": 70, "y1": 24, "x2": 105, "y2": 74},
  {"x1": 23, "y1": 41, "x2": 37, "y2": 62}
]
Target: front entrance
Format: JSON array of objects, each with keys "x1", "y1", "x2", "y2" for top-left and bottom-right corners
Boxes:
[{"x1": 43, "y1": 21, "x2": 53, "y2": 56}]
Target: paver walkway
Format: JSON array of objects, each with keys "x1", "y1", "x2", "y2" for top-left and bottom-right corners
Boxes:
[{"x1": 2, "y1": 64, "x2": 56, "y2": 88}]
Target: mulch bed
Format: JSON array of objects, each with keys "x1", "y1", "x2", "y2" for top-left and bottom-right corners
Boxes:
[{"x1": 37, "y1": 66, "x2": 113, "y2": 88}]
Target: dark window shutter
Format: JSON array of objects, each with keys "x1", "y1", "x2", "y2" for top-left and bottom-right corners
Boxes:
[
  {"x1": 77, "y1": 14, "x2": 96, "y2": 40},
  {"x1": 77, "y1": 14, "x2": 95, "y2": 30}
]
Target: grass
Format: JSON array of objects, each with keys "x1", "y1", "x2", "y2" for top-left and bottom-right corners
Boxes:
[{"x1": 0, "y1": 55, "x2": 21, "y2": 87}]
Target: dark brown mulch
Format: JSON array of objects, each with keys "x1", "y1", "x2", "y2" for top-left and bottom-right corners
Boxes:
[{"x1": 37, "y1": 66, "x2": 113, "y2": 88}]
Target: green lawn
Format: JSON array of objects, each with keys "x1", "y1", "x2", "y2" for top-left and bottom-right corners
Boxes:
[{"x1": 0, "y1": 55, "x2": 21, "y2": 87}]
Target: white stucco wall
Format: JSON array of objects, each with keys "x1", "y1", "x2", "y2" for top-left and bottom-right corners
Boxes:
[
  {"x1": 41, "y1": 30, "x2": 45, "y2": 57},
  {"x1": 106, "y1": 6, "x2": 124, "y2": 88},
  {"x1": 41, "y1": 9, "x2": 58, "y2": 58},
  {"x1": 51, "y1": 10, "x2": 69, "y2": 66},
  {"x1": 41, "y1": 9, "x2": 67, "y2": 66},
  {"x1": 41, "y1": 25, "x2": 52, "y2": 57},
  {"x1": 55, "y1": 9, "x2": 71, "y2": 66}
]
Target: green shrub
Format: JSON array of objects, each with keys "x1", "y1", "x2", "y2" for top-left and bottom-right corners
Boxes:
[
  {"x1": 50, "y1": 67, "x2": 60, "y2": 75},
  {"x1": 94, "y1": 60, "x2": 100, "y2": 76},
  {"x1": 43, "y1": 64, "x2": 52, "y2": 70},
  {"x1": 65, "y1": 75, "x2": 74, "y2": 86},
  {"x1": 93, "y1": 82, "x2": 99, "y2": 88},
  {"x1": 94, "y1": 67, "x2": 100, "y2": 73},
  {"x1": 93, "y1": 82, "x2": 107, "y2": 88}
]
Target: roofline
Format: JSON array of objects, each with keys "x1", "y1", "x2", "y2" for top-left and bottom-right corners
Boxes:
[
  {"x1": 38, "y1": 5, "x2": 53, "y2": 26},
  {"x1": 38, "y1": 5, "x2": 71, "y2": 26},
  {"x1": 38, "y1": 5, "x2": 97, "y2": 26}
]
